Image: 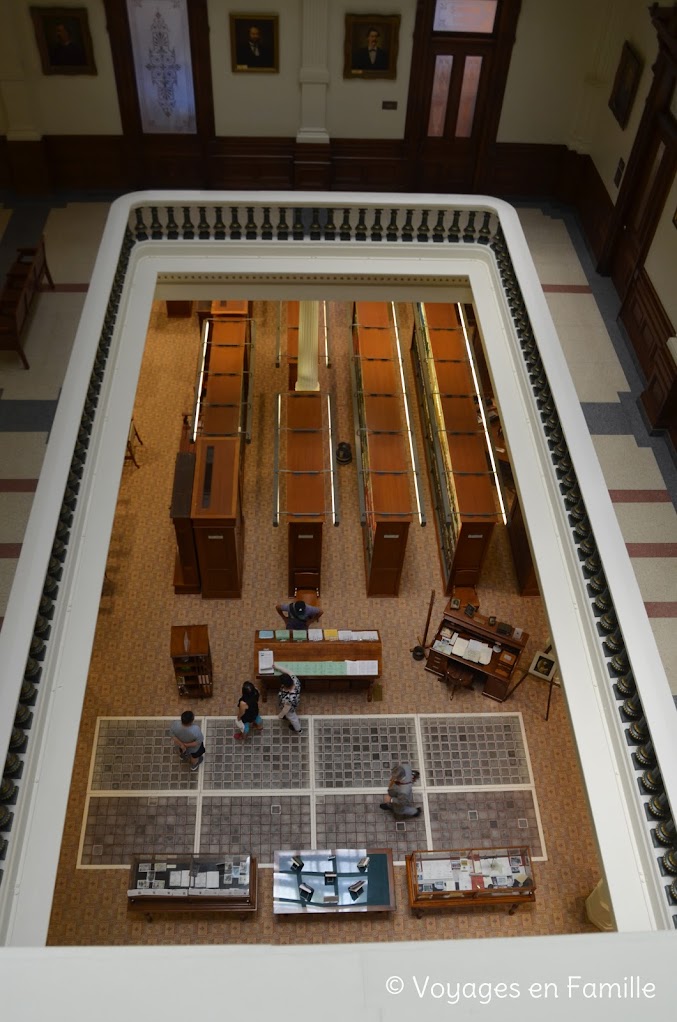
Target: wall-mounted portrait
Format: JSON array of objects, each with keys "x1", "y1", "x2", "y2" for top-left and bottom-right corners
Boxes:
[
  {"x1": 230, "y1": 13, "x2": 279, "y2": 73},
  {"x1": 344, "y1": 14, "x2": 400, "y2": 80},
  {"x1": 30, "y1": 6, "x2": 97, "y2": 76},
  {"x1": 608, "y1": 41, "x2": 643, "y2": 130}
]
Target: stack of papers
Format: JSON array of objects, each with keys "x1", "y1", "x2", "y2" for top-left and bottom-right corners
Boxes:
[
  {"x1": 324, "y1": 629, "x2": 339, "y2": 640},
  {"x1": 345, "y1": 660, "x2": 379, "y2": 675},
  {"x1": 275, "y1": 629, "x2": 290, "y2": 641},
  {"x1": 258, "y1": 649, "x2": 274, "y2": 674},
  {"x1": 307, "y1": 628, "x2": 323, "y2": 641}
]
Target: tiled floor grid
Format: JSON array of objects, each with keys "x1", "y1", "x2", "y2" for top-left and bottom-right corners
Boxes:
[{"x1": 79, "y1": 713, "x2": 546, "y2": 868}]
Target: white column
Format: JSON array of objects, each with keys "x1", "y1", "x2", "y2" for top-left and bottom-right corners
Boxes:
[
  {"x1": 296, "y1": 301, "x2": 320, "y2": 391},
  {"x1": 296, "y1": 0, "x2": 330, "y2": 144}
]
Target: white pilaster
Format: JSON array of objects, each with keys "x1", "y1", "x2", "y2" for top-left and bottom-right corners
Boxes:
[
  {"x1": 296, "y1": 0, "x2": 330, "y2": 144},
  {"x1": 296, "y1": 300, "x2": 320, "y2": 391}
]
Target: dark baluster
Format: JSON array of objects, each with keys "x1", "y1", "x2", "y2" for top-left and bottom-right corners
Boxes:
[
  {"x1": 245, "y1": 207, "x2": 257, "y2": 239},
  {"x1": 463, "y1": 211, "x2": 477, "y2": 242},
  {"x1": 654, "y1": 817, "x2": 676, "y2": 845},
  {"x1": 277, "y1": 208, "x2": 289, "y2": 240},
  {"x1": 384, "y1": 209, "x2": 398, "y2": 241},
  {"x1": 432, "y1": 210, "x2": 445, "y2": 242},
  {"x1": 261, "y1": 207, "x2": 274, "y2": 240},
  {"x1": 598, "y1": 609, "x2": 618, "y2": 634},
  {"x1": 593, "y1": 590, "x2": 612, "y2": 615},
  {"x1": 20, "y1": 678, "x2": 37, "y2": 703},
  {"x1": 324, "y1": 208, "x2": 336, "y2": 240},
  {"x1": 355, "y1": 209, "x2": 367, "y2": 241},
  {"x1": 621, "y1": 693, "x2": 642, "y2": 719},
  {"x1": 603, "y1": 629, "x2": 624, "y2": 655},
  {"x1": 15, "y1": 704, "x2": 31, "y2": 728},
  {"x1": 149, "y1": 207, "x2": 163, "y2": 239},
  {"x1": 478, "y1": 211, "x2": 492, "y2": 244},
  {"x1": 370, "y1": 208, "x2": 383, "y2": 241},
  {"x1": 635, "y1": 739, "x2": 656, "y2": 767},
  {"x1": 34, "y1": 615, "x2": 51, "y2": 639},
  {"x1": 0, "y1": 805, "x2": 13, "y2": 830},
  {"x1": 43, "y1": 573, "x2": 59, "y2": 600},
  {"x1": 29, "y1": 637, "x2": 45, "y2": 662},
  {"x1": 213, "y1": 207, "x2": 226, "y2": 239},
  {"x1": 197, "y1": 206, "x2": 210, "y2": 239},
  {"x1": 640, "y1": 767, "x2": 663, "y2": 794},
  {"x1": 609, "y1": 650, "x2": 629, "y2": 675},
  {"x1": 134, "y1": 209, "x2": 148, "y2": 241},
  {"x1": 568, "y1": 499, "x2": 587, "y2": 522},
  {"x1": 582, "y1": 554, "x2": 601, "y2": 577},
  {"x1": 417, "y1": 210, "x2": 430, "y2": 242},
  {"x1": 627, "y1": 714, "x2": 649, "y2": 743},
  {"x1": 4, "y1": 753, "x2": 22, "y2": 776},
  {"x1": 165, "y1": 207, "x2": 179, "y2": 240},
  {"x1": 229, "y1": 207, "x2": 242, "y2": 239},
  {"x1": 448, "y1": 210, "x2": 461, "y2": 242},
  {"x1": 648, "y1": 795, "x2": 671, "y2": 820},
  {"x1": 309, "y1": 209, "x2": 321, "y2": 240},
  {"x1": 292, "y1": 208, "x2": 305, "y2": 240},
  {"x1": 401, "y1": 210, "x2": 414, "y2": 242},
  {"x1": 9, "y1": 727, "x2": 27, "y2": 752},
  {"x1": 181, "y1": 207, "x2": 195, "y2": 239},
  {"x1": 576, "y1": 534, "x2": 596, "y2": 558},
  {"x1": 664, "y1": 852, "x2": 677, "y2": 877},
  {"x1": 0, "y1": 777, "x2": 16, "y2": 802},
  {"x1": 39, "y1": 595, "x2": 54, "y2": 620},
  {"x1": 339, "y1": 209, "x2": 352, "y2": 240}
]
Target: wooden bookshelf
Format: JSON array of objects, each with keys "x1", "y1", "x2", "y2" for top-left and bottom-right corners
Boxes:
[{"x1": 170, "y1": 624, "x2": 213, "y2": 698}]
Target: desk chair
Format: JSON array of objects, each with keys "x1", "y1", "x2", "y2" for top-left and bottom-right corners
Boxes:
[
  {"x1": 291, "y1": 571, "x2": 321, "y2": 610},
  {"x1": 125, "y1": 419, "x2": 143, "y2": 468},
  {"x1": 443, "y1": 660, "x2": 475, "y2": 701}
]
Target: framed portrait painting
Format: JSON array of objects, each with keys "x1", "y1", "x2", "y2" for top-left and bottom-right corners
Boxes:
[
  {"x1": 529, "y1": 652, "x2": 557, "y2": 683},
  {"x1": 30, "y1": 6, "x2": 97, "y2": 75},
  {"x1": 344, "y1": 14, "x2": 400, "y2": 80},
  {"x1": 230, "y1": 13, "x2": 279, "y2": 73},
  {"x1": 608, "y1": 41, "x2": 643, "y2": 130}
]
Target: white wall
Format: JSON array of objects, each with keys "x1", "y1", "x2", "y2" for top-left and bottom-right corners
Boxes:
[
  {"x1": 6, "y1": 0, "x2": 122, "y2": 136},
  {"x1": 209, "y1": 0, "x2": 302, "y2": 138},
  {"x1": 645, "y1": 172, "x2": 677, "y2": 331}
]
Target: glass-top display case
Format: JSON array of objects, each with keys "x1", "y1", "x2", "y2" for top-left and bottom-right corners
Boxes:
[
  {"x1": 127, "y1": 853, "x2": 257, "y2": 914},
  {"x1": 273, "y1": 848, "x2": 395, "y2": 914},
  {"x1": 406, "y1": 847, "x2": 535, "y2": 916}
]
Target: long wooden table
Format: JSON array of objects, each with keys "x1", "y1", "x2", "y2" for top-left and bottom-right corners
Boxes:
[{"x1": 254, "y1": 631, "x2": 382, "y2": 700}]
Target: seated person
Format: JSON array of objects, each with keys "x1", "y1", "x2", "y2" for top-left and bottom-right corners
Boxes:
[{"x1": 275, "y1": 598, "x2": 323, "y2": 630}]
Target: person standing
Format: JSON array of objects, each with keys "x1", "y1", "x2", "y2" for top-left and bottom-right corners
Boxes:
[
  {"x1": 380, "y1": 763, "x2": 421, "y2": 817},
  {"x1": 275, "y1": 598, "x2": 323, "y2": 630},
  {"x1": 169, "y1": 710, "x2": 205, "y2": 771},
  {"x1": 276, "y1": 669, "x2": 303, "y2": 734},
  {"x1": 234, "y1": 681, "x2": 264, "y2": 740}
]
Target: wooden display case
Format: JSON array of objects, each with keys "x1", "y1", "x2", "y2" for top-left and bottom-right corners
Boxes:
[
  {"x1": 170, "y1": 624, "x2": 213, "y2": 698},
  {"x1": 190, "y1": 437, "x2": 244, "y2": 598},
  {"x1": 170, "y1": 451, "x2": 200, "y2": 594},
  {"x1": 406, "y1": 847, "x2": 535, "y2": 917},
  {"x1": 411, "y1": 303, "x2": 500, "y2": 593},
  {"x1": 128, "y1": 853, "x2": 256, "y2": 918},
  {"x1": 352, "y1": 302, "x2": 412, "y2": 596}
]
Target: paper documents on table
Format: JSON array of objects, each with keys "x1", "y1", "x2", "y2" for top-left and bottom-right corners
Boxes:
[
  {"x1": 258, "y1": 649, "x2": 274, "y2": 674},
  {"x1": 452, "y1": 636, "x2": 469, "y2": 657},
  {"x1": 307, "y1": 628, "x2": 323, "y2": 641},
  {"x1": 355, "y1": 630, "x2": 379, "y2": 640},
  {"x1": 345, "y1": 660, "x2": 379, "y2": 675},
  {"x1": 338, "y1": 630, "x2": 354, "y2": 641}
]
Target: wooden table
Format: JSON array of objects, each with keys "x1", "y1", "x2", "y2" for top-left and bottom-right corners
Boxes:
[
  {"x1": 426, "y1": 607, "x2": 529, "y2": 701},
  {"x1": 254, "y1": 632, "x2": 382, "y2": 700}
]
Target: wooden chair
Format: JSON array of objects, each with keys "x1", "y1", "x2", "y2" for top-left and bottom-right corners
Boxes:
[
  {"x1": 292, "y1": 570, "x2": 321, "y2": 609},
  {"x1": 125, "y1": 419, "x2": 143, "y2": 467}
]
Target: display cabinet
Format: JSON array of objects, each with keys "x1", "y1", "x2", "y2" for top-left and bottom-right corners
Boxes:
[
  {"x1": 170, "y1": 624, "x2": 213, "y2": 698},
  {"x1": 170, "y1": 451, "x2": 200, "y2": 594},
  {"x1": 273, "y1": 848, "x2": 395, "y2": 914},
  {"x1": 406, "y1": 847, "x2": 535, "y2": 916},
  {"x1": 351, "y1": 301, "x2": 421, "y2": 596},
  {"x1": 411, "y1": 303, "x2": 502, "y2": 593},
  {"x1": 190, "y1": 437, "x2": 244, "y2": 598},
  {"x1": 128, "y1": 853, "x2": 256, "y2": 917}
]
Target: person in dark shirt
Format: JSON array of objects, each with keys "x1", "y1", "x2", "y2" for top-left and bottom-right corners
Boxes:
[
  {"x1": 235, "y1": 25, "x2": 273, "y2": 69},
  {"x1": 275, "y1": 599, "x2": 323, "y2": 631},
  {"x1": 234, "y1": 681, "x2": 263, "y2": 740},
  {"x1": 352, "y1": 28, "x2": 389, "y2": 72}
]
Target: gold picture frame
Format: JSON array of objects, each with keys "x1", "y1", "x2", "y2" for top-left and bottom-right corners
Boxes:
[
  {"x1": 344, "y1": 14, "x2": 400, "y2": 80},
  {"x1": 608, "y1": 41, "x2": 643, "y2": 130},
  {"x1": 30, "y1": 6, "x2": 97, "y2": 76},
  {"x1": 230, "y1": 13, "x2": 279, "y2": 73}
]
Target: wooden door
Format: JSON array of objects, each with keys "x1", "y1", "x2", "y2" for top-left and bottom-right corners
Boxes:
[{"x1": 405, "y1": 0, "x2": 521, "y2": 191}]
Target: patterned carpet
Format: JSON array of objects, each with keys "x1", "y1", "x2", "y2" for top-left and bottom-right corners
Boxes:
[{"x1": 47, "y1": 300, "x2": 600, "y2": 946}]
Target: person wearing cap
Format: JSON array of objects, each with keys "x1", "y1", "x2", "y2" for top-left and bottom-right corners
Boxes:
[
  {"x1": 275, "y1": 598, "x2": 323, "y2": 631},
  {"x1": 380, "y1": 763, "x2": 422, "y2": 817}
]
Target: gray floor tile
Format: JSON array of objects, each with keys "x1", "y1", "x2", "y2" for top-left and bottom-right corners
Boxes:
[
  {"x1": 203, "y1": 717, "x2": 310, "y2": 790},
  {"x1": 91, "y1": 719, "x2": 199, "y2": 791},
  {"x1": 199, "y1": 795, "x2": 312, "y2": 861},
  {"x1": 420, "y1": 715, "x2": 530, "y2": 786},
  {"x1": 314, "y1": 717, "x2": 418, "y2": 788},
  {"x1": 427, "y1": 790, "x2": 542, "y2": 855},
  {"x1": 80, "y1": 796, "x2": 197, "y2": 865},
  {"x1": 316, "y1": 793, "x2": 426, "y2": 859}
]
